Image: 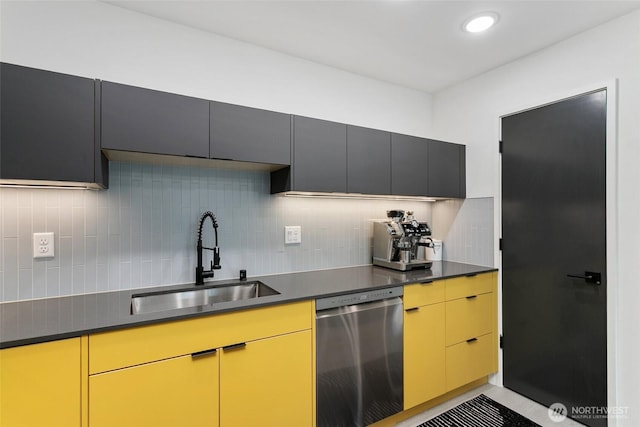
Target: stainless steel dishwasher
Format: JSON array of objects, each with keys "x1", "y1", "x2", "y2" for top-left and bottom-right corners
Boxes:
[{"x1": 316, "y1": 287, "x2": 403, "y2": 427}]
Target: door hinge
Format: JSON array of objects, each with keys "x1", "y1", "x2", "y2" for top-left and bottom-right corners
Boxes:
[
  {"x1": 499, "y1": 140, "x2": 503, "y2": 154},
  {"x1": 499, "y1": 335, "x2": 504, "y2": 349},
  {"x1": 499, "y1": 238, "x2": 503, "y2": 251}
]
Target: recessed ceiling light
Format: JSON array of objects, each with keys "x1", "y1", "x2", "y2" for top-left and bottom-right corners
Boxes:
[{"x1": 463, "y1": 12, "x2": 499, "y2": 33}]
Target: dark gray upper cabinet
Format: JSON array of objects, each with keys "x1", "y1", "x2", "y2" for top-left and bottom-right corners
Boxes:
[
  {"x1": 210, "y1": 101, "x2": 290, "y2": 165},
  {"x1": 391, "y1": 133, "x2": 429, "y2": 196},
  {"x1": 1, "y1": 63, "x2": 466, "y2": 196},
  {"x1": 428, "y1": 140, "x2": 466, "y2": 198},
  {"x1": 101, "y1": 81, "x2": 209, "y2": 158},
  {"x1": 287, "y1": 115, "x2": 347, "y2": 193},
  {"x1": 347, "y1": 126, "x2": 391, "y2": 195},
  {"x1": 0, "y1": 63, "x2": 106, "y2": 187}
]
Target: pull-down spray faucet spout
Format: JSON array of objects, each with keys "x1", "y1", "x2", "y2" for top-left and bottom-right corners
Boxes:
[{"x1": 196, "y1": 211, "x2": 221, "y2": 285}]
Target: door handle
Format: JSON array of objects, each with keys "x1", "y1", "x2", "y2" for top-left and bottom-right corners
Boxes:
[{"x1": 567, "y1": 271, "x2": 601, "y2": 285}]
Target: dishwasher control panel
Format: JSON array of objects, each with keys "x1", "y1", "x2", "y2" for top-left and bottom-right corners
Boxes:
[{"x1": 316, "y1": 286, "x2": 403, "y2": 311}]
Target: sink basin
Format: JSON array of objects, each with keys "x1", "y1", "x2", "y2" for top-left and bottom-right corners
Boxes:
[{"x1": 131, "y1": 281, "x2": 280, "y2": 315}]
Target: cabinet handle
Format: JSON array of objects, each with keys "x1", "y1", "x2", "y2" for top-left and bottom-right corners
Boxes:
[
  {"x1": 222, "y1": 342, "x2": 247, "y2": 352},
  {"x1": 420, "y1": 280, "x2": 434, "y2": 285},
  {"x1": 466, "y1": 338, "x2": 479, "y2": 344},
  {"x1": 191, "y1": 348, "x2": 217, "y2": 359},
  {"x1": 465, "y1": 273, "x2": 478, "y2": 278},
  {"x1": 405, "y1": 307, "x2": 420, "y2": 312},
  {"x1": 466, "y1": 295, "x2": 478, "y2": 300}
]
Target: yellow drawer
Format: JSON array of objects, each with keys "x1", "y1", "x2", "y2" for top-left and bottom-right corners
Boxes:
[
  {"x1": 445, "y1": 293, "x2": 494, "y2": 346},
  {"x1": 404, "y1": 280, "x2": 445, "y2": 308},
  {"x1": 445, "y1": 332, "x2": 496, "y2": 391},
  {"x1": 89, "y1": 300, "x2": 312, "y2": 374},
  {"x1": 445, "y1": 272, "x2": 496, "y2": 301}
]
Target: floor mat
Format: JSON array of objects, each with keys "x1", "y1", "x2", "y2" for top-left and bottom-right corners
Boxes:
[{"x1": 416, "y1": 394, "x2": 542, "y2": 427}]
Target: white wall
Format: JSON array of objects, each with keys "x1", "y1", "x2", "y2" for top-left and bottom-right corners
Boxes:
[
  {"x1": 431, "y1": 11, "x2": 640, "y2": 426},
  {"x1": 0, "y1": 0, "x2": 432, "y2": 137}
]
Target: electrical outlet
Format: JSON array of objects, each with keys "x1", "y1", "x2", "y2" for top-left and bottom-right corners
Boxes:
[
  {"x1": 33, "y1": 232, "x2": 55, "y2": 259},
  {"x1": 285, "y1": 226, "x2": 302, "y2": 244}
]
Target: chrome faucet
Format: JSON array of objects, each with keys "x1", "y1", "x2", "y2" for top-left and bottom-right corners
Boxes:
[{"x1": 196, "y1": 211, "x2": 221, "y2": 285}]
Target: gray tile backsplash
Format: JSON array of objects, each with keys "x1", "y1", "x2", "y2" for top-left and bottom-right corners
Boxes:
[
  {"x1": 1, "y1": 162, "x2": 441, "y2": 302},
  {"x1": 431, "y1": 197, "x2": 495, "y2": 267}
]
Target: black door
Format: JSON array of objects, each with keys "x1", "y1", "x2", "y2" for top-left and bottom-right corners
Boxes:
[{"x1": 502, "y1": 90, "x2": 607, "y2": 427}]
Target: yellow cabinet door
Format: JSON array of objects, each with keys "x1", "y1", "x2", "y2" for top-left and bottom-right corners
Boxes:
[
  {"x1": 220, "y1": 330, "x2": 313, "y2": 427},
  {"x1": 89, "y1": 351, "x2": 219, "y2": 427},
  {"x1": 403, "y1": 303, "x2": 445, "y2": 410},
  {"x1": 0, "y1": 338, "x2": 81, "y2": 427}
]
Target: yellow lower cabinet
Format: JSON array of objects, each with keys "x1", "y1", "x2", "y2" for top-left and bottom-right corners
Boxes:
[
  {"x1": 0, "y1": 338, "x2": 81, "y2": 427},
  {"x1": 220, "y1": 330, "x2": 312, "y2": 427},
  {"x1": 403, "y1": 303, "x2": 445, "y2": 409},
  {"x1": 445, "y1": 332, "x2": 494, "y2": 391},
  {"x1": 89, "y1": 352, "x2": 219, "y2": 427}
]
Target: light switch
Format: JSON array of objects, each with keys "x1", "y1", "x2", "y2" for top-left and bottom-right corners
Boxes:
[{"x1": 285, "y1": 226, "x2": 302, "y2": 244}]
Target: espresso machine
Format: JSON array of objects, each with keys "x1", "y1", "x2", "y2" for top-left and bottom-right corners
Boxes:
[{"x1": 373, "y1": 210, "x2": 434, "y2": 271}]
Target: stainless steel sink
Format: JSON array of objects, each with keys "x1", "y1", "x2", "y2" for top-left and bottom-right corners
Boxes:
[{"x1": 131, "y1": 281, "x2": 280, "y2": 315}]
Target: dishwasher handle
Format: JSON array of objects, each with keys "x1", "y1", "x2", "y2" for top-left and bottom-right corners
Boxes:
[
  {"x1": 316, "y1": 296, "x2": 403, "y2": 320},
  {"x1": 315, "y1": 286, "x2": 403, "y2": 311}
]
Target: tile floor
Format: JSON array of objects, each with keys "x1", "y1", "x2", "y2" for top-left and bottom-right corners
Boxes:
[{"x1": 396, "y1": 384, "x2": 586, "y2": 427}]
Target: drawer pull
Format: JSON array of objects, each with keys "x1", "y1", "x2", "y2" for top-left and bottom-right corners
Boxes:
[
  {"x1": 191, "y1": 348, "x2": 217, "y2": 359},
  {"x1": 466, "y1": 338, "x2": 479, "y2": 344},
  {"x1": 223, "y1": 342, "x2": 247, "y2": 352},
  {"x1": 466, "y1": 295, "x2": 478, "y2": 300},
  {"x1": 405, "y1": 307, "x2": 420, "y2": 312},
  {"x1": 420, "y1": 280, "x2": 434, "y2": 285},
  {"x1": 465, "y1": 273, "x2": 478, "y2": 278}
]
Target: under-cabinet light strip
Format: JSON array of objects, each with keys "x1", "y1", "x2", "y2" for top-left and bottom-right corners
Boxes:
[
  {"x1": 281, "y1": 191, "x2": 437, "y2": 202},
  {"x1": 0, "y1": 182, "x2": 95, "y2": 190}
]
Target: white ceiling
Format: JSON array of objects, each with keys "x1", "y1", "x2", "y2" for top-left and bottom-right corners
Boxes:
[{"x1": 105, "y1": 0, "x2": 640, "y2": 93}]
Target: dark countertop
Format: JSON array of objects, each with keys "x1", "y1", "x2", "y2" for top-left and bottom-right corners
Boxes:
[{"x1": 0, "y1": 261, "x2": 496, "y2": 349}]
